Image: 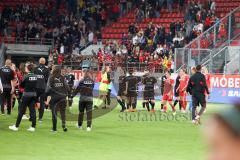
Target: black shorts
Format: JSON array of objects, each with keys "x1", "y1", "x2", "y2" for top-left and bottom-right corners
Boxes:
[
  {"x1": 174, "y1": 91, "x2": 179, "y2": 97},
  {"x1": 118, "y1": 90, "x2": 125, "y2": 96},
  {"x1": 127, "y1": 90, "x2": 137, "y2": 97},
  {"x1": 143, "y1": 91, "x2": 155, "y2": 100},
  {"x1": 192, "y1": 95, "x2": 206, "y2": 107}
]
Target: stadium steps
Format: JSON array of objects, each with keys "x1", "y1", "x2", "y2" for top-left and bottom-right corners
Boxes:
[{"x1": 101, "y1": 0, "x2": 240, "y2": 41}]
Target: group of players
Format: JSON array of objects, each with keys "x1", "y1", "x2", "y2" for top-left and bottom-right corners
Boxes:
[
  {"x1": 116, "y1": 65, "x2": 210, "y2": 124},
  {"x1": 0, "y1": 58, "x2": 210, "y2": 133}
]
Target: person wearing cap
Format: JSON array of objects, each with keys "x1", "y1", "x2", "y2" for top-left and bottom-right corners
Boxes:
[
  {"x1": 187, "y1": 65, "x2": 209, "y2": 124},
  {"x1": 204, "y1": 102, "x2": 240, "y2": 160},
  {"x1": 34, "y1": 57, "x2": 50, "y2": 122},
  {"x1": 73, "y1": 69, "x2": 95, "y2": 132}
]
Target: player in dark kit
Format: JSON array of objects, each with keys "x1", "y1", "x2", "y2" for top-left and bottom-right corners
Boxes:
[
  {"x1": 142, "y1": 72, "x2": 157, "y2": 112},
  {"x1": 9, "y1": 63, "x2": 38, "y2": 132},
  {"x1": 117, "y1": 74, "x2": 127, "y2": 112},
  {"x1": 74, "y1": 69, "x2": 94, "y2": 132},
  {"x1": 64, "y1": 67, "x2": 75, "y2": 107},
  {"x1": 46, "y1": 66, "x2": 69, "y2": 132},
  {"x1": 124, "y1": 69, "x2": 141, "y2": 112},
  {"x1": 34, "y1": 57, "x2": 50, "y2": 122},
  {"x1": 0, "y1": 59, "x2": 15, "y2": 115},
  {"x1": 160, "y1": 73, "x2": 167, "y2": 110},
  {"x1": 187, "y1": 65, "x2": 210, "y2": 124}
]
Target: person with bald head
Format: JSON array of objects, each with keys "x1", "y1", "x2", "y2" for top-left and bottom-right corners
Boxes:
[
  {"x1": 34, "y1": 57, "x2": 50, "y2": 122},
  {"x1": 0, "y1": 59, "x2": 15, "y2": 115}
]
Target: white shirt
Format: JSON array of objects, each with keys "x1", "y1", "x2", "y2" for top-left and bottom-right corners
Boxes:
[
  {"x1": 60, "y1": 45, "x2": 64, "y2": 54},
  {"x1": 88, "y1": 32, "x2": 94, "y2": 42},
  {"x1": 132, "y1": 35, "x2": 139, "y2": 45}
]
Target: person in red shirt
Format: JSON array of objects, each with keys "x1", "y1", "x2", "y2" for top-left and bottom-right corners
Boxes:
[
  {"x1": 161, "y1": 71, "x2": 176, "y2": 114},
  {"x1": 202, "y1": 66, "x2": 211, "y2": 105},
  {"x1": 178, "y1": 68, "x2": 190, "y2": 113}
]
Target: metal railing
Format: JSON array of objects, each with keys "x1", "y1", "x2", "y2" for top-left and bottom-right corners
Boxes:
[
  {"x1": 0, "y1": 37, "x2": 54, "y2": 46},
  {"x1": 175, "y1": 6, "x2": 240, "y2": 73}
]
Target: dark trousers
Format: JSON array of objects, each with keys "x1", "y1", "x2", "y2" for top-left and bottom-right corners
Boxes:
[
  {"x1": 192, "y1": 95, "x2": 206, "y2": 120},
  {"x1": 37, "y1": 90, "x2": 46, "y2": 120},
  {"x1": 1, "y1": 88, "x2": 12, "y2": 114},
  {"x1": 50, "y1": 98, "x2": 66, "y2": 131},
  {"x1": 16, "y1": 96, "x2": 37, "y2": 128},
  {"x1": 106, "y1": 89, "x2": 111, "y2": 105},
  {"x1": 78, "y1": 101, "x2": 93, "y2": 128},
  {"x1": 68, "y1": 86, "x2": 74, "y2": 107}
]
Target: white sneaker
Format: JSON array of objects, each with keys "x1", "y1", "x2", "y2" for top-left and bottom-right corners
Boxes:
[
  {"x1": 76, "y1": 124, "x2": 83, "y2": 129},
  {"x1": 27, "y1": 127, "x2": 35, "y2": 132},
  {"x1": 9, "y1": 125, "x2": 18, "y2": 131},
  {"x1": 22, "y1": 115, "x2": 29, "y2": 120},
  {"x1": 86, "y1": 127, "x2": 91, "y2": 132},
  {"x1": 192, "y1": 120, "x2": 196, "y2": 124},
  {"x1": 172, "y1": 112, "x2": 177, "y2": 116},
  {"x1": 195, "y1": 115, "x2": 200, "y2": 120},
  {"x1": 181, "y1": 109, "x2": 186, "y2": 113},
  {"x1": 160, "y1": 109, "x2": 164, "y2": 112}
]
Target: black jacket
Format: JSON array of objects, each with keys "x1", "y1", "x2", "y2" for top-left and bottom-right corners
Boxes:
[
  {"x1": 34, "y1": 64, "x2": 50, "y2": 90},
  {"x1": 187, "y1": 72, "x2": 209, "y2": 96},
  {"x1": 46, "y1": 75, "x2": 69, "y2": 99},
  {"x1": 74, "y1": 76, "x2": 95, "y2": 102}
]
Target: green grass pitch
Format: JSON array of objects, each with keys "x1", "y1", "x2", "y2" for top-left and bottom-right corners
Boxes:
[{"x1": 0, "y1": 99, "x2": 225, "y2": 160}]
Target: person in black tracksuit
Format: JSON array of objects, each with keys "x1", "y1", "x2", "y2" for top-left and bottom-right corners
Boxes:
[
  {"x1": 64, "y1": 68, "x2": 75, "y2": 107},
  {"x1": 46, "y1": 66, "x2": 69, "y2": 132},
  {"x1": 73, "y1": 70, "x2": 94, "y2": 130},
  {"x1": 187, "y1": 65, "x2": 210, "y2": 122},
  {"x1": 160, "y1": 74, "x2": 167, "y2": 110},
  {"x1": 0, "y1": 59, "x2": 15, "y2": 115},
  {"x1": 106, "y1": 71, "x2": 112, "y2": 106},
  {"x1": 173, "y1": 75, "x2": 181, "y2": 110},
  {"x1": 34, "y1": 58, "x2": 50, "y2": 121},
  {"x1": 9, "y1": 64, "x2": 38, "y2": 131}
]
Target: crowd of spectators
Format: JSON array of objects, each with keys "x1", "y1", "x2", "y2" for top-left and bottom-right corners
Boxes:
[
  {"x1": 0, "y1": 0, "x2": 225, "y2": 72},
  {"x1": 79, "y1": 0, "x2": 221, "y2": 72}
]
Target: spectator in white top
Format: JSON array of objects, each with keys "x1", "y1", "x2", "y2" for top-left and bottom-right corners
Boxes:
[
  {"x1": 132, "y1": 34, "x2": 139, "y2": 45},
  {"x1": 155, "y1": 44, "x2": 164, "y2": 54},
  {"x1": 210, "y1": 0, "x2": 216, "y2": 12},
  {"x1": 88, "y1": 30, "x2": 94, "y2": 44},
  {"x1": 60, "y1": 43, "x2": 65, "y2": 54}
]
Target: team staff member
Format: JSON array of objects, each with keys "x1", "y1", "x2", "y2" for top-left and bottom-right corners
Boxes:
[
  {"x1": 34, "y1": 57, "x2": 50, "y2": 122},
  {"x1": 142, "y1": 72, "x2": 157, "y2": 112},
  {"x1": 64, "y1": 67, "x2": 75, "y2": 107},
  {"x1": 74, "y1": 69, "x2": 94, "y2": 132},
  {"x1": 46, "y1": 66, "x2": 69, "y2": 132},
  {"x1": 0, "y1": 59, "x2": 15, "y2": 115},
  {"x1": 187, "y1": 65, "x2": 209, "y2": 124},
  {"x1": 9, "y1": 64, "x2": 38, "y2": 132}
]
